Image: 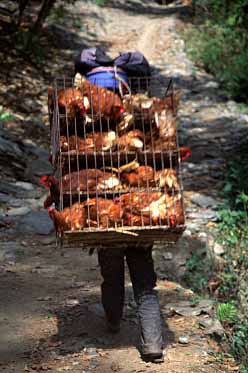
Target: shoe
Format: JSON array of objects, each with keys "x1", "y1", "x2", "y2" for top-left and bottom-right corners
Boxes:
[{"x1": 141, "y1": 352, "x2": 164, "y2": 363}]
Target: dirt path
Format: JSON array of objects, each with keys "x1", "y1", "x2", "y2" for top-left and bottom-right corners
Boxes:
[{"x1": 1, "y1": 0, "x2": 247, "y2": 372}]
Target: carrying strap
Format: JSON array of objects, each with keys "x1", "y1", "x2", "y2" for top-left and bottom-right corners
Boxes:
[{"x1": 114, "y1": 66, "x2": 131, "y2": 98}]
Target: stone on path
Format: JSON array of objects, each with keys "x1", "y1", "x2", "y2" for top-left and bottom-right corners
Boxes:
[
  {"x1": 190, "y1": 193, "x2": 218, "y2": 209},
  {"x1": 16, "y1": 210, "x2": 54, "y2": 235}
]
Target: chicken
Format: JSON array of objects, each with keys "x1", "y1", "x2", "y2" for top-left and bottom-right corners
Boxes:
[
  {"x1": 40, "y1": 175, "x2": 60, "y2": 208},
  {"x1": 48, "y1": 202, "x2": 86, "y2": 233},
  {"x1": 122, "y1": 91, "x2": 180, "y2": 121},
  {"x1": 119, "y1": 192, "x2": 184, "y2": 226},
  {"x1": 62, "y1": 169, "x2": 103, "y2": 192},
  {"x1": 75, "y1": 76, "x2": 124, "y2": 121},
  {"x1": 155, "y1": 111, "x2": 176, "y2": 140},
  {"x1": 146, "y1": 111, "x2": 177, "y2": 151},
  {"x1": 60, "y1": 132, "x2": 116, "y2": 152},
  {"x1": 117, "y1": 130, "x2": 144, "y2": 151},
  {"x1": 154, "y1": 169, "x2": 180, "y2": 189},
  {"x1": 97, "y1": 173, "x2": 121, "y2": 191},
  {"x1": 84, "y1": 198, "x2": 123, "y2": 228},
  {"x1": 166, "y1": 195, "x2": 184, "y2": 227},
  {"x1": 123, "y1": 212, "x2": 151, "y2": 226},
  {"x1": 121, "y1": 166, "x2": 154, "y2": 187},
  {"x1": 48, "y1": 87, "x2": 86, "y2": 131},
  {"x1": 141, "y1": 193, "x2": 184, "y2": 226},
  {"x1": 119, "y1": 192, "x2": 163, "y2": 215},
  {"x1": 117, "y1": 113, "x2": 134, "y2": 133}
]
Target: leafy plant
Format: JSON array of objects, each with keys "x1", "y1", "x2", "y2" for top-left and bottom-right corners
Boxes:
[
  {"x1": 183, "y1": 249, "x2": 212, "y2": 293},
  {"x1": 217, "y1": 303, "x2": 238, "y2": 325},
  {"x1": 230, "y1": 322, "x2": 248, "y2": 368},
  {"x1": 0, "y1": 106, "x2": 16, "y2": 121}
]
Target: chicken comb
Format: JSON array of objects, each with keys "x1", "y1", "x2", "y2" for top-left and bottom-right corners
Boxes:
[
  {"x1": 47, "y1": 203, "x2": 56, "y2": 213},
  {"x1": 40, "y1": 175, "x2": 49, "y2": 185},
  {"x1": 179, "y1": 147, "x2": 191, "y2": 161}
]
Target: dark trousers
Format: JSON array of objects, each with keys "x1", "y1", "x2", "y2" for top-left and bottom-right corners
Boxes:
[{"x1": 98, "y1": 245, "x2": 163, "y2": 354}]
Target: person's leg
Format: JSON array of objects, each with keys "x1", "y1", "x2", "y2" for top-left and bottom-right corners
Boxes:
[
  {"x1": 98, "y1": 247, "x2": 125, "y2": 332},
  {"x1": 126, "y1": 245, "x2": 164, "y2": 361}
]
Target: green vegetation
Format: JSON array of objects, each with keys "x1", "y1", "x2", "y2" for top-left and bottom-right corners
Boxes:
[
  {"x1": 216, "y1": 147, "x2": 248, "y2": 369},
  {"x1": 184, "y1": 143, "x2": 248, "y2": 369},
  {"x1": 0, "y1": 106, "x2": 16, "y2": 122},
  {"x1": 183, "y1": 0, "x2": 248, "y2": 103},
  {"x1": 217, "y1": 303, "x2": 237, "y2": 325},
  {"x1": 183, "y1": 248, "x2": 212, "y2": 293}
]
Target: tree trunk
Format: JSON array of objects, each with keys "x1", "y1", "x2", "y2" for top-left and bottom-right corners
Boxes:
[
  {"x1": 26, "y1": 0, "x2": 56, "y2": 47},
  {"x1": 18, "y1": 0, "x2": 31, "y2": 26}
]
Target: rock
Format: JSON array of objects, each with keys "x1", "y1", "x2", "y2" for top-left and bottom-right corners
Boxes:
[
  {"x1": 163, "y1": 252, "x2": 173, "y2": 260},
  {"x1": 174, "y1": 306, "x2": 202, "y2": 317},
  {"x1": 87, "y1": 347, "x2": 98, "y2": 358},
  {"x1": 165, "y1": 299, "x2": 214, "y2": 317},
  {"x1": 23, "y1": 142, "x2": 49, "y2": 161},
  {"x1": 187, "y1": 210, "x2": 218, "y2": 221},
  {"x1": 204, "y1": 81, "x2": 219, "y2": 89},
  {"x1": 8, "y1": 198, "x2": 24, "y2": 208},
  {"x1": 199, "y1": 318, "x2": 213, "y2": 329},
  {"x1": 65, "y1": 298, "x2": 79, "y2": 307},
  {"x1": 15, "y1": 181, "x2": 34, "y2": 191},
  {"x1": 0, "y1": 192, "x2": 11, "y2": 203},
  {"x1": 213, "y1": 242, "x2": 225, "y2": 256},
  {"x1": 190, "y1": 193, "x2": 218, "y2": 209},
  {"x1": 205, "y1": 319, "x2": 225, "y2": 338},
  {"x1": 7, "y1": 206, "x2": 31, "y2": 217},
  {"x1": 25, "y1": 197, "x2": 45, "y2": 209},
  {"x1": 30, "y1": 159, "x2": 52, "y2": 176},
  {"x1": 178, "y1": 336, "x2": 189, "y2": 344},
  {"x1": 16, "y1": 210, "x2": 54, "y2": 235}
]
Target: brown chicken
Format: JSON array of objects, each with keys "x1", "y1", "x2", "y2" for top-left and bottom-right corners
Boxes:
[
  {"x1": 121, "y1": 166, "x2": 154, "y2": 187},
  {"x1": 40, "y1": 175, "x2": 60, "y2": 208},
  {"x1": 166, "y1": 195, "x2": 184, "y2": 227},
  {"x1": 119, "y1": 192, "x2": 163, "y2": 214},
  {"x1": 117, "y1": 129, "x2": 144, "y2": 151},
  {"x1": 122, "y1": 91, "x2": 180, "y2": 121},
  {"x1": 119, "y1": 192, "x2": 183, "y2": 226},
  {"x1": 141, "y1": 193, "x2": 184, "y2": 226},
  {"x1": 97, "y1": 173, "x2": 121, "y2": 191},
  {"x1": 146, "y1": 111, "x2": 177, "y2": 151},
  {"x1": 154, "y1": 169, "x2": 180, "y2": 189},
  {"x1": 48, "y1": 202, "x2": 86, "y2": 233},
  {"x1": 48, "y1": 87, "x2": 86, "y2": 131},
  {"x1": 123, "y1": 212, "x2": 151, "y2": 226},
  {"x1": 155, "y1": 111, "x2": 177, "y2": 139},
  {"x1": 62, "y1": 169, "x2": 103, "y2": 192},
  {"x1": 60, "y1": 132, "x2": 116, "y2": 152},
  {"x1": 75, "y1": 77, "x2": 124, "y2": 121},
  {"x1": 84, "y1": 198, "x2": 124, "y2": 228}
]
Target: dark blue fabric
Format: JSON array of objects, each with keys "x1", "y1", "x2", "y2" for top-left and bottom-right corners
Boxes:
[
  {"x1": 75, "y1": 48, "x2": 151, "y2": 78},
  {"x1": 74, "y1": 47, "x2": 114, "y2": 75},
  {"x1": 114, "y1": 52, "x2": 151, "y2": 77}
]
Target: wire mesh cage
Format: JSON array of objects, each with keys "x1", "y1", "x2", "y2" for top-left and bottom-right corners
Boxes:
[{"x1": 46, "y1": 75, "x2": 186, "y2": 246}]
